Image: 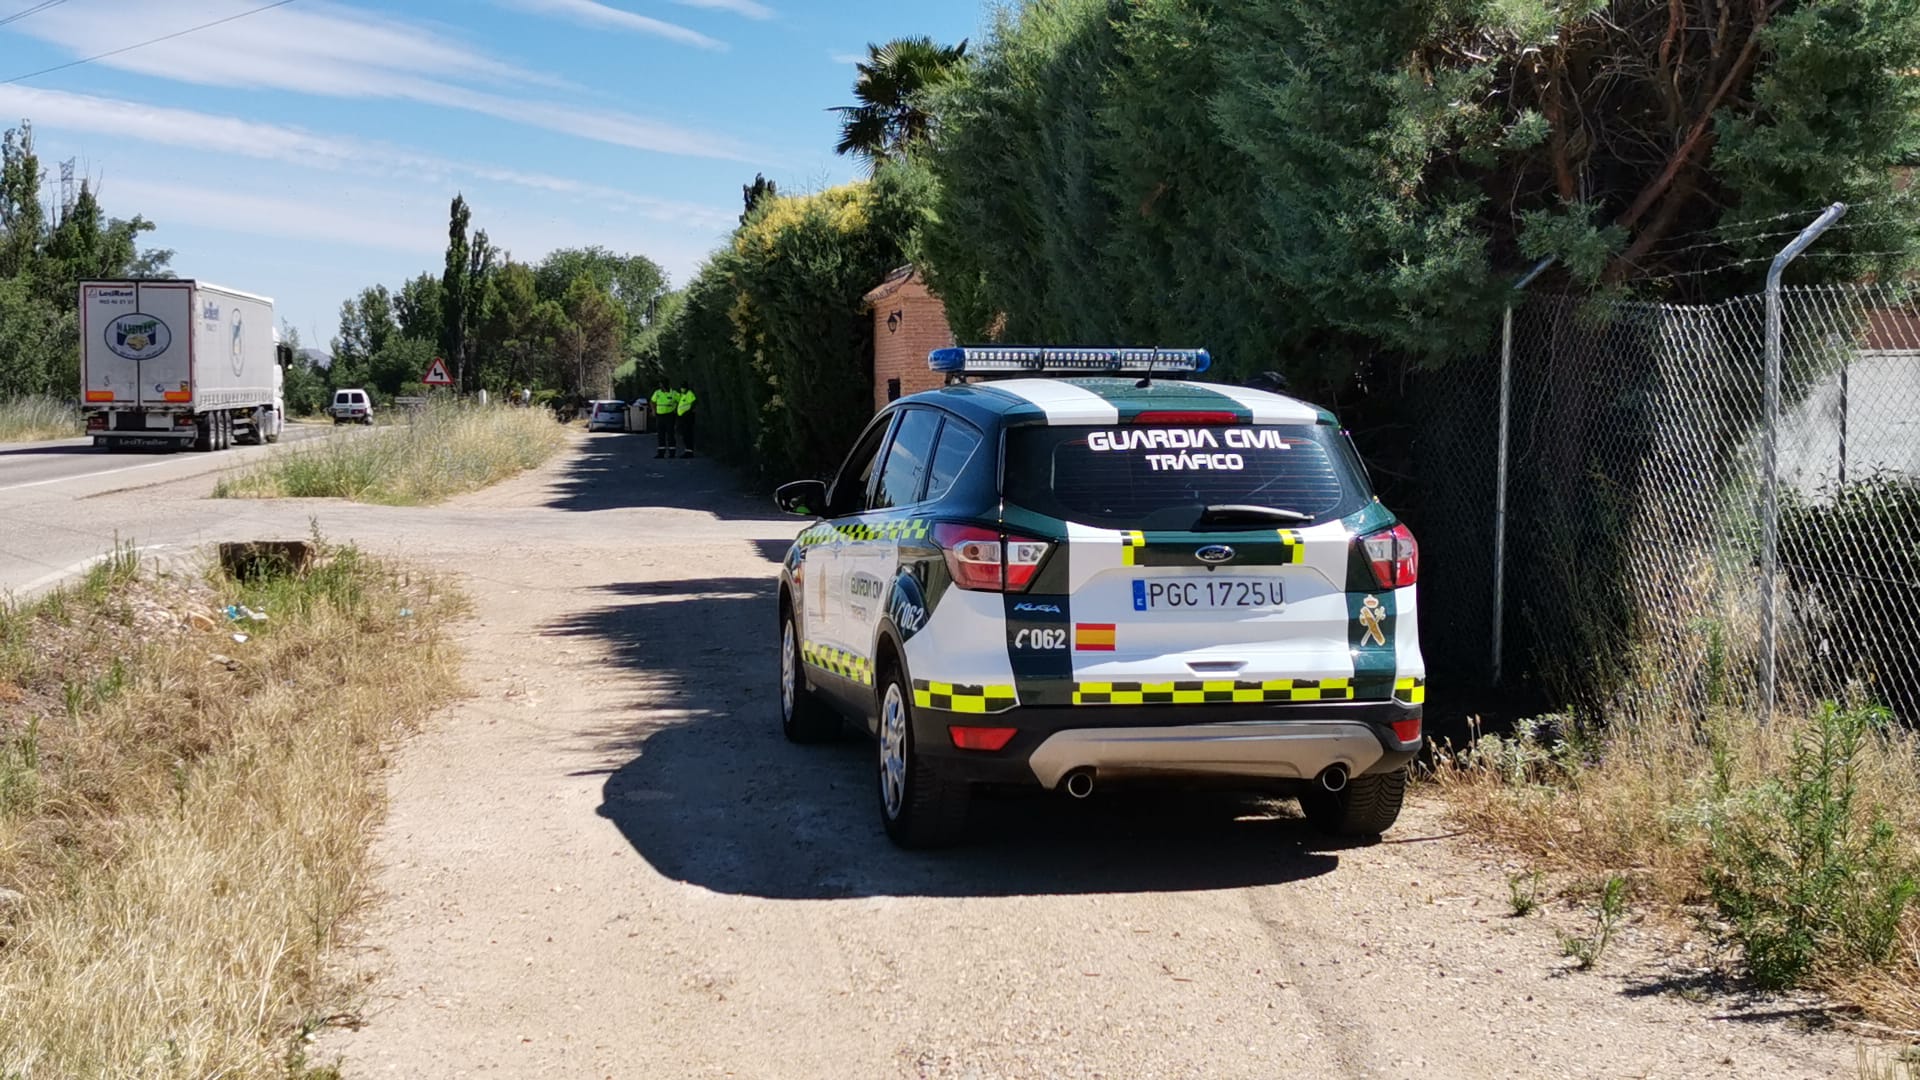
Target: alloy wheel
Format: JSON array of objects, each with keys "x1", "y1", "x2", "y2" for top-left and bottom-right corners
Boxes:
[{"x1": 880, "y1": 682, "x2": 907, "y2": 819}]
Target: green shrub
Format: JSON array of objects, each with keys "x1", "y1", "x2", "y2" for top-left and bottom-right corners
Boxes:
[{"x1": 1708, "y1": 703, "x2": 1919, "y2": 989}]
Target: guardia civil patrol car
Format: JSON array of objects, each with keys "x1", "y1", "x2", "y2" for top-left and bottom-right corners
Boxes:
[{"x1": 774, "y1": 347, "x2": 1424, "y2": 848}]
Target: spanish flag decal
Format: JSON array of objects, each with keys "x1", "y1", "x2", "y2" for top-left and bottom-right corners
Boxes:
[{"x1": 1074, "y1": 623, "x2": 1115, "y2": 652}]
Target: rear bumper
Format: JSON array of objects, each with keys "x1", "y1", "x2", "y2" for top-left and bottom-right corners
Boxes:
[{"x1": 914, "y1": 699, "x2": 1421, "y2": 789}]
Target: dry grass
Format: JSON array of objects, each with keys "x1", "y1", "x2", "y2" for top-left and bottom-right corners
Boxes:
[
  {"x1": 0, "y1": 539, "x2": 462, "y2": 1077},
  {"x1": 1433, "y1": 706, "x2": 1920, "y2": 1028},
  {"x1": 0, "y1": 395, "x2": 80, "y2": 442},
  {"x1": 213, "y1": 402, "x2": 567, "y2": 505}
]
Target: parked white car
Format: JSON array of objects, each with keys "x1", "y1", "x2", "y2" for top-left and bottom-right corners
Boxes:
[{"x1": 588, "y1": 400, "x2": 627, "y2": 432}]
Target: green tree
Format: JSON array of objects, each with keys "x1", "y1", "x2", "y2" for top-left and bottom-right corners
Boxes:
[
  {"x1": 439, "y1": 195, "x2": 471, "y2": 389},
  {"x1": 395, "y1": 272, "x2": 443, "y2": 343},
  {"x1": 832, "y1": 37, "x2": 970, "y2": 170},
  {"x1": 534, "y1": 246, "x2": 664, "y2": 355},
  {"x1": 279, "y1": 321, "x2": 329, "y2": 415},
  {"x1": 331, "y1": 285, "x2": 398, "y2": 385},
  {"x1": 741, "y1": 173, "x2": 779, "y2": 225},
  {"x1": 0, "y1": 122, "x2": 45, "y2": 280},
  {"x1": 918, "y1": 0, "x2": 1920, "y2": 393},
  {"x1": 556, "y1": 272, "x2": 626, "y2": 397}
]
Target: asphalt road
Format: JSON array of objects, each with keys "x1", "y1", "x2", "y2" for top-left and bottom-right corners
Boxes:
[{"x1": 0, "y1": 420, "x2": 340, "y2": 596}]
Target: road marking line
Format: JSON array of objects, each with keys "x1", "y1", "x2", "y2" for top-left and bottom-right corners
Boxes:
[
  {"x1": 0, "y1": 427, "x2": 339, "y2": 493},
  {"x1": 10, "y1": 543, "x2": 176, "y2": 598}
]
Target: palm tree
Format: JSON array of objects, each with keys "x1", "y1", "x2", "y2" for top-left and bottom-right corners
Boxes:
[{"x1": 831, "y1": 37, "x2": 968, "y2": 171}]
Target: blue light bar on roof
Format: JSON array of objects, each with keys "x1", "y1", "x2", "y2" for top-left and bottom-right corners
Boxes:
[{"x1": 928, "y1": 346, "x2": 1211, "y2": 375}]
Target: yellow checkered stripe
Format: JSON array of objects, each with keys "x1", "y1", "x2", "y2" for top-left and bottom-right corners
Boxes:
[
  {"x1": 1276, "y1": 529, "x2": 1306, "y2": 565},
  {"x1": 1394, "y1": 676, "x2": 1426, "y2": 705},
  {"x1": 913, "y1": 680, "x2": 1019, "y2": 714},
  {"x1": 1073, "y1": 678, "x2": 1355, "y2": 705},
  {"x1": 1119, "y1": 530, "x2": 1147, "y2": 566},
  {"x1": 801, "y1": 641, "x2": 873, "y2": 686},
  {"x1": 796, "y1": 519, "x2": 931, "y2": 548}
]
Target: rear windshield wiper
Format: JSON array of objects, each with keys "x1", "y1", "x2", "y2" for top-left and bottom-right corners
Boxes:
[{"x1": 1199, "y1": 504, "x2": 1313, "y2": 525}]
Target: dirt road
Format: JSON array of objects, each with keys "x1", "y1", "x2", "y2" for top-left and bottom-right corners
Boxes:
[{"x1": 268, "y1": 434, "x2": 1857, "y2": 1078}]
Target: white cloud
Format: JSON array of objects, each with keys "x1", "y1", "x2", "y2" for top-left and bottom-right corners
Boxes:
[
  {"x1": 0, "y1": 85, "x2": 741, "y2": 229},
  {"x1": 495, "y1": 0, "x2": 724, "y2": 49},
  {"x1": 830, "y1": 51, "x2": 866, "y2": 66},
  {"x1": 9, "y1": 0, "x2": 753, "y2": 161}
]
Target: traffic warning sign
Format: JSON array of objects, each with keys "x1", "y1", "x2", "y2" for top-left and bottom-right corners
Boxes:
[{"x1": 422, "y1": 357, "x2": 453, "y2": 387}]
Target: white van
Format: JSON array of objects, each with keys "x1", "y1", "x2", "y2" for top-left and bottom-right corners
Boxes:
[{"x1": 330, "y1": 389, "x2": 374, "y2": 425}]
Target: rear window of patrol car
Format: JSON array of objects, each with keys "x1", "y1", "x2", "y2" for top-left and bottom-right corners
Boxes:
[{"x1": 1003, "y1": 424, "x2": 1373, "y2": 529}]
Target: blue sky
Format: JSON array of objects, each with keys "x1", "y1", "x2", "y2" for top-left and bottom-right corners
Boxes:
[{"x1": 0, "y1": 0, "x2": 987, "y2": 350}]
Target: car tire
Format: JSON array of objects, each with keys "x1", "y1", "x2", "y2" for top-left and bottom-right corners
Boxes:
[
  {"x1": 876, "y1": 663, "x2": 969, "y2": 849},
  {"x1": 779, "y1": 615, "x2": 839, "y2": 743},
  {"x1": 1301, "y1": 766, "x2": 1407, "y2": 838}
]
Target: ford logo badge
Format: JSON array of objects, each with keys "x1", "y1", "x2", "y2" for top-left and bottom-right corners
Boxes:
[{"x1": 1195, "y1": 544, "x2": 1236, "y2": 565}]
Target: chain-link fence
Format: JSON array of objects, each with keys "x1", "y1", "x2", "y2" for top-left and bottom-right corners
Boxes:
[{"x1": 1488, "y1": 282, "x2": 1920, "y2": 726}]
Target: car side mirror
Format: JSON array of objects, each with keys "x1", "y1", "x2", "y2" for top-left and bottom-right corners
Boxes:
[{"x1": 775, "y1": 479, "x2": 827, "y2": 517}]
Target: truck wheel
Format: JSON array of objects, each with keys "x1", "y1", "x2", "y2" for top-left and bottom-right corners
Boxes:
[
  {"x1": 193, "y1": 416, "x2": 214, "y2": 452},
  {"x1": 780, "y1": 616, "x2": 839, "y2": 743},
  {"x1": 877, "y1": 662, "x2": 969, "y2": 849},
  {"x1": 217, "y1": 411, "x2": 232, "y2": 451},
  {"x1": 1301, "y1": 767, "x2": 1407, "y2": 839},
  {"x1": 264, "y1": 412, "x2": 280, "y2": 444}
]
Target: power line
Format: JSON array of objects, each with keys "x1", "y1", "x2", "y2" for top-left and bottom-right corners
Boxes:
[
  {"x1": 0, "y1": 0, "x2": 70, "y2": 28},
  {"x1": 1, "y1": 0, "x2": 298, "y2": 86}
]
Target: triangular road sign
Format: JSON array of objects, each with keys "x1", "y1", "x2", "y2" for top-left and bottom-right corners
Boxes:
[{"x1": 422, "y1": 357, "x2": 453, "y2": 386}]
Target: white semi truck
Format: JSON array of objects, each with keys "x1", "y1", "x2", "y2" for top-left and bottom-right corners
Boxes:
[{"x1": 80, "y1": 279, "x2": 289, "y2": 451}]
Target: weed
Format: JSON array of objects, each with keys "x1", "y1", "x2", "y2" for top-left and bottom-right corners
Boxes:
[
  {"x1": 1559, "y1": 874, "x2": 1629, "y2": 970},
  {"x1": 1708, "y1": 703, "x2": 1919, "y2": 989},
  {"x1": 1858, "y1": 1046, "x2": 1919, "y2": 1080},
  {"x1": 0, "y1": 718, "x2": 40, "y2": 814},
  {"x1": 0, "y1": 395, "x2": 80, "y2": 442},
  {"x1": 1508, "y1": 870, "x2": 1545, "y2": 917},
  {"x1": 214, "y1": 401, "x2": 566, "y2": 505},
  {"x1": 0, "y1": 541, "x2": 463, "y2": 1077}
]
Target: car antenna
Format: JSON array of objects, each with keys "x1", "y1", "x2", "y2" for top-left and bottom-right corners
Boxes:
[{"x1": 1135, "y1": 347, "x2": 1161, "y2": 389}]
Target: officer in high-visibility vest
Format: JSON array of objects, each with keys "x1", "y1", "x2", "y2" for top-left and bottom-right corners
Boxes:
[
  {"x1": 675, "y1": 386, "x2": 697, "y2": 458},
  {"x1": 650, "y1": 385, "x2": 679, "y2": 458}
]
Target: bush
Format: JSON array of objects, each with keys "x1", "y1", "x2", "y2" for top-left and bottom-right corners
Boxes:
[
  {"x1": 1708, "y1": 703, "x2": 1919, "y2": 989},
  {"x1": 649, "y1": 167, "x2": 928, "y2": 482}
]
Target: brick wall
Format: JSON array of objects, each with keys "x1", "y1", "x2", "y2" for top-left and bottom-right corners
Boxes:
[{"x1": 868, "y1": 270, "x2": 954, "y2": 413}]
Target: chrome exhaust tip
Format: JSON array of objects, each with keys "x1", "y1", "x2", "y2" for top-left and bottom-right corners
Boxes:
[
  {"x1": 1317, "y1": 764, "x2": 1349, "y2": 793},
  {"x1": 1063, "y1": 770, "x2": 1096, "y2": 799}
]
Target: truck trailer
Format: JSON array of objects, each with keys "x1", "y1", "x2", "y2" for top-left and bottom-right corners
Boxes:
[{"x1": 80, "y1": 279, "x2": 289, "y2": 451}]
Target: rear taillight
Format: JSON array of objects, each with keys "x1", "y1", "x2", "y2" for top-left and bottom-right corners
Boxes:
[
  {"x1": 934, "y1": 523, "x2": 1051, "y2": 592},
  {"x1": 949, "y1": 726, "x2": 1018, "y2": 751},
  {"x1": 1360, "y1": 523, "x2": 1418, "y2": 588}
]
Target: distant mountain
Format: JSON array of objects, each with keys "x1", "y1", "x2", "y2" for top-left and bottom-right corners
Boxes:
[{"x1": 298, "y1": 348, "x2": 332, "y2": 369}]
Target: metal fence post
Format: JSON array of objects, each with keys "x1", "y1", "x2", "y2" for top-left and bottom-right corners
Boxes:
[
  {"x1": 1491, "y1": 257, "x2": 1557, "y2": 688},
  {"x1": 1759, "y1": 202, "x2": 1848, "y2": 721}
]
